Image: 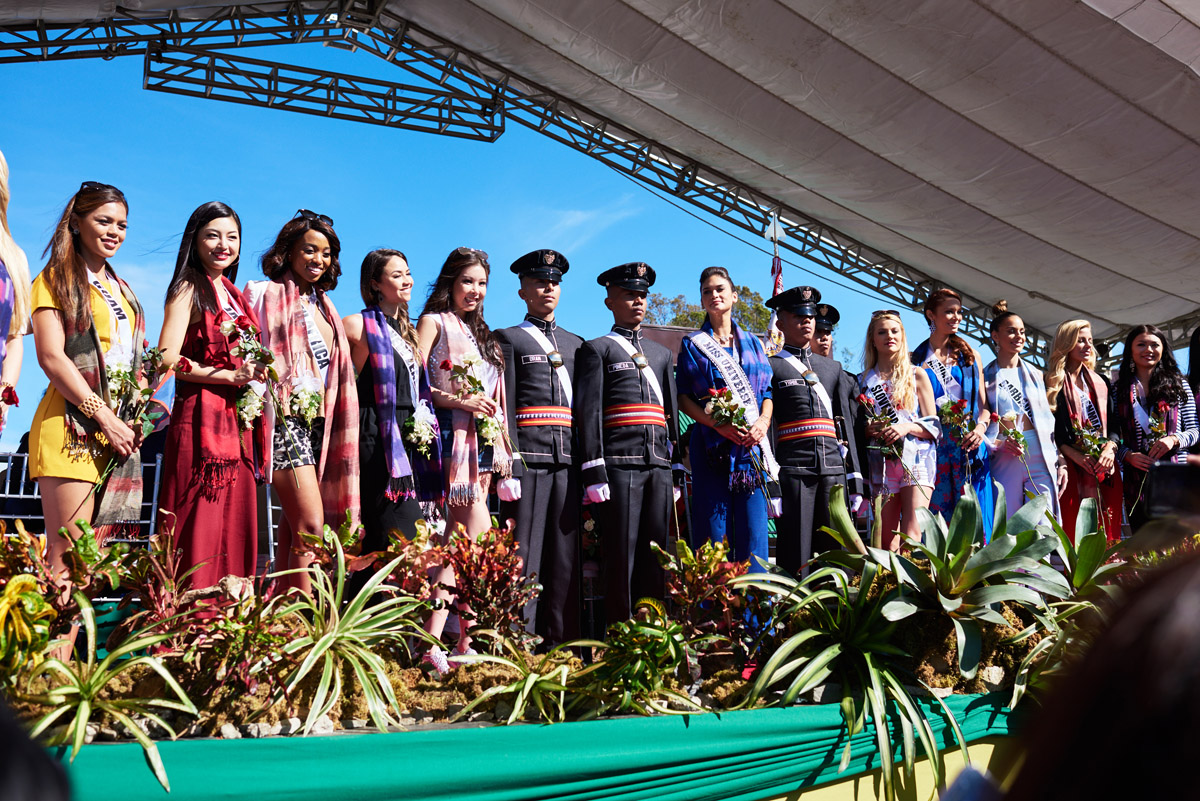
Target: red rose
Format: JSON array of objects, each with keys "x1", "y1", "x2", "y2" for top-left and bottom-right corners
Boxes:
[
  {"x1": 439, "y1": 359, "x2": 453, "y2": 371},
  {"x1": 177, "y1": 356, "x2": 194, "y2": 374},
  {"x1": 0, "y1": 386, "x2": 18, "y2": 406},
  {"x1": 708, "y1": 387, "x2": 720, "y2": 396},
  {"x1": 955, "y1": 399, "x2": 968, "y2": 411},
  {"x1": 142, "y1": 338, "x2": 149, "y2": 349},
  {"x1": 856, "y1": 393, "x2": 872, "y2": 406},
  {"x1": 235, "y1": 314, "x2": 252, "y2": 328}
]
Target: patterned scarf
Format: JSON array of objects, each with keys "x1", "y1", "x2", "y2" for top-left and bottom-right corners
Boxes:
[
  {"x1": 188, "y1": 276, "x2": 252, "y2": 495},
  {"x1": 0, "y1": 260, "x2": 12, "y2": 372},
  {"x1": 246, "y1": 275, "x2": 360, "y2": 527},
  {"x1": 426, "y1": 311, "x2": 512, "y2": 506},
  {"x1": 62, "y1": 268, "x2": 146, "y2": 539},
  {"x1": 361, "y1": 307, "x2": 444, "y2": 502},
  {"x1": 683, "y1": 319, "x2": 774, "y2": 492}
]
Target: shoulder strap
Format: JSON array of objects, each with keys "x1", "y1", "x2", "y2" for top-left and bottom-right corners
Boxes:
[
  {"x1": 606, "y1": 331, "x2": 663, "y2": 406},
  {"x1": 519, "y1": 321, "x2": 573, "y2": 407},
  {"x1": 778, "y1": 350, "x2": 834, "y2": 418}
]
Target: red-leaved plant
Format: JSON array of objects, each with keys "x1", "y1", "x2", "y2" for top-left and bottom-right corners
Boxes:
[{"x1": 650, "y1": 538, "x2": 749, "y2": 648}]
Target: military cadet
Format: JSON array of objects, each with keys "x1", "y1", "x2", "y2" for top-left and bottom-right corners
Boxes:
[
  {"x1": 495, "y1": 249, "x2": 583, "y2": 645},
  {"x1": 812, "y1": 303, "x2": 839, "y2": 359},
  {"x1": 574, "y1": 262, "x2": 680, "y2": 624},
  {"x1": 766, "y1": 287, "x2": 864, "y2": 574}
]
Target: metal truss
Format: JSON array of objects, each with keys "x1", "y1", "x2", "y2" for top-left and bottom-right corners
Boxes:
[
  {"x1": 144, "y1": 46, "x2": 502, "y2": 140},
  {"x1": 9, "y1": 0, "x2": 1183, "y2": 364}
]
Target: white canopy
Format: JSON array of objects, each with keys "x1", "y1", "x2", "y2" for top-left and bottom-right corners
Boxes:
[{"x1": 7, "y1": 0, "x2": 1200, "y2": 343}]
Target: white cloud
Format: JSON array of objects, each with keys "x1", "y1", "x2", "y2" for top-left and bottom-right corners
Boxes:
[{"x1": 526, "y1": 195, "x2": 639, "y2": 253}]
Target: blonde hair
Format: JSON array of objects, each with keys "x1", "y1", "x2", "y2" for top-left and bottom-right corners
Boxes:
[
  {"x1": 1045, "y1": 319, "x2": 1094, "y2": 412},
  {"x1": 0, "y1": 150, "x2": 32, "y2": 338},
  {"x1": 864, "y1": 312, "x2": 917, "y2": 411}
]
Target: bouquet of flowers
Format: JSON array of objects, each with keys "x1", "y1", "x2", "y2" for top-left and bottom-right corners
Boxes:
[
  {"x1": 705, "y1": 386, "x2": 748, "y2": 429},
  {"x1": 858, "y1": 392, "x2": 900, "y2": 461},
  {"x1": 1150, "y1": 399, "x2": 1170, "y2": 439},
  {"x1": 439, "y1": 355, "x2": 510, "y2": 450},
  {"x1": 404, "y1": 400, "x2": 438, "y2": 458},
  {"x1": 236, "y1": 388, "x2": 265, "y2": 431},
  {"x1": 998, "y1": 410, "x2": 1028, "y2": 454},
  {"x1": 938, "y1": 398, "x2": 974, "y2": 445},
  {"x1": 1069, "y1": 414, "x2": 1108, "y2": 461},
  {"x1": 287, "y1": 373, "x2": 323, "y2": 427},
  {"x1": 222, "y1": 315, "x2": 278, "y2": 381}
]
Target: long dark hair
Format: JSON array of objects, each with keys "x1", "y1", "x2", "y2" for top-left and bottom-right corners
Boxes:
[
  {"x1": 420, "y1": 246, "x2": 502, "y2": 369},
  {"x1": 41, "y1": 182, "x2": 128, "y2": 325},
  {"x1": 1188, "y1": 325, "x2": 1199, "y2": 396},
  {"x1": 166, "y1": 201, "x2": 241, "y2": 313},
  {"x1": 261, "y1": 216, "x2": 341, "y2": 292},
  {"x1": 923, "y1": 287, "x2": 974, "y2": 366},
  {"x1": 1116, "y1": 324, "x2": 1187, "y2": 407},
  {"x1": 360, "y1": 247, "x2": 419, "y2": 355}
]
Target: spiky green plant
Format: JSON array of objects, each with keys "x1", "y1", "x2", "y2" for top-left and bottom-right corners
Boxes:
[
  {"x1": 274, "y1": 523, "x2": 433, "y2": 734},
  {"x1": 0, "y1": 574, "x2": 56, "y2": 680},
  {"x1": 21, "y1": 593, "x2": 196, "y2": 792},
  {"x1": 448, "y1": 631, "x2": 573, "y2": 724},
  {"x1": 730, "y1": 562, "x2": 969, "y2": 801}
]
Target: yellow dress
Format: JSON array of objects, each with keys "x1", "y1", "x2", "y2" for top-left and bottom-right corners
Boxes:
[{"x1": 29, "y1": 273, "x2": 137, "y2": 482}]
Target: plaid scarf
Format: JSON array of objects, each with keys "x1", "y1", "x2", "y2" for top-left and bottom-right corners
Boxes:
[
  {"x1": 188, "y1": 276, "x2": 252, "y2": 495},
  {"x1": 62, "y1": 268, "x2": 146, "y2": 539},
  {"x1": 426, "y1": 311, "x2": 512, "y2": 506},
  {"x1": 246, "y1": 275, "x2": 360, "y2": 527},
  {"x1": 361, "y1": 307, "x2": 443, "y2": 502}
]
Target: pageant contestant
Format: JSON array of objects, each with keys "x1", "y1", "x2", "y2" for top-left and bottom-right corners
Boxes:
[
  {"x1": 676, "y1": 267, "x2": 777, "y2": 568},
  {"x1": 343, "y1": 249, "x2": 441, "y2": 559},
  {"x1": 158, "y1": 202, "x2": 266, "y2": 588},
  {"x1": 911, "y1": 288, "x2": 994, "y2": 527},
  {"x1": 859, "y1": 310, "x2": 938, "y2": 550},
  {"x1": 0, "y1": 151, "x2": 31, "y2": 436},
  {"x1": 1113, "y1": 324, "x2": 1198, "y2": 531},
  {"x1": 495, "y1": 249, "x2": 583, "y2": 645},
  {"x1": 575, "y1": 262, "x2": 680, "y2": 624},
  {"x1": 417, "y1": 247, "x2": 514, "y2": 671},
  {"x1": 1187, "y1": 326, "x2": 1200, "y2": 468},
  {"x1": 30, "y1": 182, "x2": 145, "y2": 588},
  {"x1": 243, "y1": 211, "x2": 359, "y2": 596},
  {"x1": 983, "y1": 302, "x2": 1065, "y2": 520},
  {"x1": 766, "y1": 287, "x2": 864, "y2": 570},
  {"x1": 1044, "y1": 320, "x2": 1123, "y2": 542}
]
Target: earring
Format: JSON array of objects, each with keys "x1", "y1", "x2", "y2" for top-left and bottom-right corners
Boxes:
[
  {"x1": 70, "y1": 228, "x2": 79, "y2": 235},
  {"x1": 927, "y1": 319, "x2": 935, "y2": 332}
]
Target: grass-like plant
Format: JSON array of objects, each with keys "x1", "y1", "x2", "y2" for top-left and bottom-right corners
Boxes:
[
  {"x1": 448, "y1": 630, "x2": 572, "y2": 724},
  {"x1": 274, "y1": 524, "x2": 432, "y2": 734},
  {"x1": 730, "y1": 561, "x2": 968, "y2": 801},
  {"x1": 21, "y1": 593, "x2": 196, "y2": 791},
  {"x1": 567, "y1": 614, "x2": 707, "y2": 718}
]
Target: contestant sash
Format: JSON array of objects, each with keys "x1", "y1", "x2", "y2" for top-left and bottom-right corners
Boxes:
[
  {"x1": 300, "y1": 295, "x2": 331, "y2": 383},
  {"x1": 605, "y1": 331, "x2": 664, "y2": 407},
  {"x1": 998, "y1": 373, "x2": 1034, "y2": 422},
  {"x1": 689, "y1": 331, "x2": 779, "y2": 479},
  {"x1": 89, "y1": 272, "x2": 134, "y2": 367},
  {"x1": 1130, "y1": 382, "x2": 1160, "y2": 447},
  {"x1": 387, "y1": 324, "x2": 420, "y2": 404},
  {"x1": 863, "y1": 368, "x2": 922, "y2": 465},
  {"x1": 516, "y1": 406, "x2": 572, "y2": 427},
  {"x1": 923, "y1": 354, "x2": 962, "y2": 405},
  {"x1": 519, "y1": 321, "x2": 572, "y2": 407}
]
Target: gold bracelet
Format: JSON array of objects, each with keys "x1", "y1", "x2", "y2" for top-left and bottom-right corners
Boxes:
[{"x1": 78, "y1": 393, "x2": 104, "y2": 419}]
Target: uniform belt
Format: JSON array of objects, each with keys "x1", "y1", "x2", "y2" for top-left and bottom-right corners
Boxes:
[
  {"x1": 515, "y1": 405, "x2": 572, "y2": 427},
  {"x1": 778, "y1": 418, "x2": 837, "y2": 442},
  {"x1": 603, "y1": 403, "x2": 667, "y2": 428}
]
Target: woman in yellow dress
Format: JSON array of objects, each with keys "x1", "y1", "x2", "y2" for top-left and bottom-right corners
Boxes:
[{"x1": 30, "y1": 181, "x2": 145, "y2": 590}]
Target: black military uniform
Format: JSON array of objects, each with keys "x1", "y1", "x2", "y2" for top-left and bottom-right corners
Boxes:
[
  {"x1": 814, "y1": 302, "x2": 865, "y2": 506},
  {"x1": 574, "y1": 262, "x2": 680, "y2": 624},
  {"x1": 496, "y1": 249, "x2": 583, "y2": 645},
  {"x1": 766, "y1": 287, "x2": 864, "y2": 575}
]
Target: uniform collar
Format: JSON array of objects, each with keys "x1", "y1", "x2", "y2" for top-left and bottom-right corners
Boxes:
[
  {"x1": 783, "y1": 344, "x2": 812, "y2": 358},
  {"x1": 524, "y1": 313, "x2": 557, "y2": 332},
  {"x1": 611, "y1": 324, "x2": 641, "y2": 341}
]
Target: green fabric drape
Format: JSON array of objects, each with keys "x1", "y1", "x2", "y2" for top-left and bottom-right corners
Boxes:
[{"x1": 62, "y1": 693, "x2": 1015, "y2": 800}]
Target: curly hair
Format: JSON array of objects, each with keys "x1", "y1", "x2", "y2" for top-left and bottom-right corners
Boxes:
[
  {"x1": 260, "y1": 216, "x2": 341, "y2": 292},
  {"x1": 1044, "y1": 319, "x2": 1094, "y2": 412}
]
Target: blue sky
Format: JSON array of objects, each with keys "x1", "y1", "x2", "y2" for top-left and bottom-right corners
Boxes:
[{"x1": 1, "y1": 43, "x2": 964, "y2": 448}]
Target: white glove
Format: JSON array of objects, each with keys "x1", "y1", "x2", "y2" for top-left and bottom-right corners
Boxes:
[
  {"x1": 673, "y1": 486, "x2": 681, "y2": 503},
  {"x1": 584, "y1": 483, "x2": 611, "y2": 505},
  {"x1": 767, "y1": 497, "x2": 783, "y2": 519},
  {"x1": 497, "y1": 478, "x2": 522, "y2": 503},
  {"x1": 849, "y1": 493, "x2": 866, "y2": 515},
  {"x1": 839, "y1": 442, "x2": 848, "y2": 459}
]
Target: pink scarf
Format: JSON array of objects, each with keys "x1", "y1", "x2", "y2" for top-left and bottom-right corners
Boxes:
[{"x1": 426, "y1": 312, "x2": 511, "y2": 505}]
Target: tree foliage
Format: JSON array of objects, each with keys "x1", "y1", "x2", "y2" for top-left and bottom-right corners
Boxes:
[{"x1": 645, "y1": 285, "x2": 770, "y2": 333}]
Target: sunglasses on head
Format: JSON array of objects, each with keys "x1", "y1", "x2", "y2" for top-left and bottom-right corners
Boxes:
[
  {"x1": 454, "y1": 246, "x2": 489, "y2": 261},
  {"x1": 78, "y1": 181, "x2": 121, "y2": 195},
  {"x1": 871, "y1": 309, "x2": 901, "y2": 318},
  {"x1": 294, "y1": 208, "x2": 334, "y2": 227}
]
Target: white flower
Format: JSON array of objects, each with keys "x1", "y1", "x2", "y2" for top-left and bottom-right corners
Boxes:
[
  {"x1": 1001, "y1": 410, "x2": 1018, "y2": 422},
  {"x1": 704, "y1": 402, "x2": 714, "y2": 416},
  {"x1": 413, "y1": 399, "x2": 437, "y2": 427},
  {"x1": 219, "y1": 319, "x2": 237, "y2": 337},
  {"x1": 461, "y1": 353, "x2": 483, "y2": 370}
]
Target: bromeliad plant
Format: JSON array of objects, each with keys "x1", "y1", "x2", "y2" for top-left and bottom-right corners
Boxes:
[
  {"x1": 568, "y1": 614, "x2": 707, "y2": 719},
  {"x1": 274, "y1": 524, "x2": 432, "y2": 734},
  {"x1": 448, "y1": 630, "x2": 573, "y2": 725},
  {"x1": 0, "y1": 575, "x2": 56, "y2": 679},
  {"x1": 21, "y1": 593, "x2": 197, "y2": 792},
  {"x1": 822, "y1": 484, "x2": 1070, "y2": 679},
  {"x1": 730, "y1": 561, "x2": 969, "y2": 801}
]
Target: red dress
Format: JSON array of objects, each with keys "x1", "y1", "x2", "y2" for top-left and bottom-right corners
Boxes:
[{"x1": 157, "y1": 282, "x2": 258, "y2": 588}]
